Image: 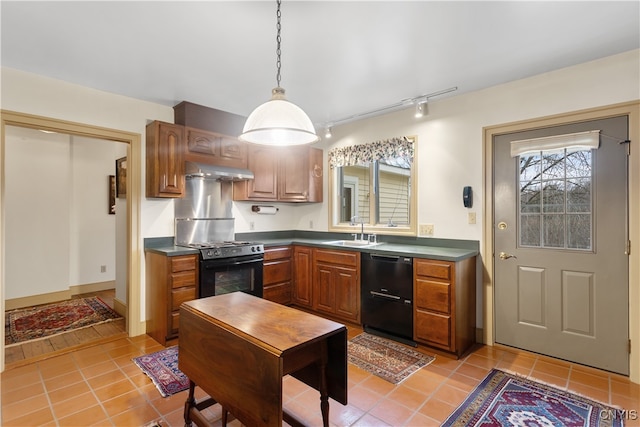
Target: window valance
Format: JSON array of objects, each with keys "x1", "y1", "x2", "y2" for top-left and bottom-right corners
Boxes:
[
  {"x1": 510, "y1": 130, "x2": 600, "y2": 157},
  {"x1": 328, "y1": 137, "x2": 414, "y2": 168}
]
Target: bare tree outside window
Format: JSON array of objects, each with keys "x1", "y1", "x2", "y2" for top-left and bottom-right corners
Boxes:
[{"x1": 519, "y1": 149, "x2": 593, "y2": 250}]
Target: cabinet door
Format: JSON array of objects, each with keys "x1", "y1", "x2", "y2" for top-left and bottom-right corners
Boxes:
[
  {"x1": 334, "y1": 266, "x2": 360, "y2": 323},
  {"x1": 184, "y1": 127, "x2": 248, "y2": 169},
  {"x1": 186, "y1": 127, "x2": 221, "y2": 157},
  {"x1": 313, "y1": 263, "x2": 335, "y2": 315},
  {"x1": 278, "y1": 147, "x2": 310, "y2": 202},
  {"x1": 292, "y1": 246, "x2": 313, "y2": 308},
  {"x1": 237, "y1": 145, "x2": 278, "y2": 200},
  {"x1": 219, "y1": 137, "x2": 247, "y2": 167},
  {"x1": 146, "y1": 121, "x2": 185, "y2": 198}
]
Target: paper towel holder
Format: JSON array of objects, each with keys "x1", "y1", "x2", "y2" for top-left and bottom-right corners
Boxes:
[{"x1": 251, "y1": 205, "x2": 279, "y2": 214}]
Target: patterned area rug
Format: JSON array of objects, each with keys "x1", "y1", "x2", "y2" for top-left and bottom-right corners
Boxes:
[
  {"x1": 133, "y1": 346, "x2": 189, "y2": 397},
  {"x1": 5, "y1": 296, "x2": 122, "y2": 346},
  {"x1": 442, "y1": 369, "x2": 625, "y2": 426},
  {"x1": 348, "y1": 333, "x2": 435, "y2": 384}
]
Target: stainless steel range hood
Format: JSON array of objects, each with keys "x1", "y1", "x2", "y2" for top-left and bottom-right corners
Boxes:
[{"x1": 185, "y1": 161, "x2": 254, "y2": 182}]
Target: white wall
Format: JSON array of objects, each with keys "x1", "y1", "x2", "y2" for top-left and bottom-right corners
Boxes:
[
  {"x1": 5, "y1": 127, "x2": 72, "y2": 299},
  {"x1": 4, "y1": 127, "x2": 126, "y2": 299}
]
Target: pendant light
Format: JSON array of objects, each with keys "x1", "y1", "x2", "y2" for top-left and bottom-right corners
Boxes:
[{"x1": 239, "y1": 0, "x2": 319, "y2": 146}]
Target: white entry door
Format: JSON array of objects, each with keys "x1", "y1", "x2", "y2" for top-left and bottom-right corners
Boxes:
[{"x1": 494, "y1": 116, "x2": 629, "y2": 375}]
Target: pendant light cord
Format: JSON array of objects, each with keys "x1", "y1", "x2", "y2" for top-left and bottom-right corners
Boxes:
[{"x1": 275, "y1": 0, "x2": 282, "y2": 88}]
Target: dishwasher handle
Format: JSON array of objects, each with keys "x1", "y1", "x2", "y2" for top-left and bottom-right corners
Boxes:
[
  {"x1": 370, "y1": 291, "x2": 401, "y2": 300},
  {"x1": 368, "y1": 253, "x2": 413, "y2": 264}
]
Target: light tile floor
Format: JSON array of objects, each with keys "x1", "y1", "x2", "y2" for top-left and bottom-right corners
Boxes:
[{"x1": 2, "y1": 328, "x2": 639, "y2": 426}]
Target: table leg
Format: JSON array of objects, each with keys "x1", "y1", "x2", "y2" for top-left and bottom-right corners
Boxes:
[
  {"x1": 319, "y1": 341, "x2": 329, "y2": 427},
  {"x1": 184, "y1": 380, "x2": 197, "y2": 427}
]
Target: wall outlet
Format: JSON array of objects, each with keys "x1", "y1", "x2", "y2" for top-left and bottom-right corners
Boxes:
[
  {"x1": 100, "y1": 265, "x2": 106, "y2": 273},
  {"x1": 309, "y1": 220, "x2": 314, "y2": 229},
  {"x1": 419, "y1": 224, "x2": 434, "y2": 236},
  {"x1": 249, "y1": 221, "x2": 255, "y2": 231},
  {"x1": 468, "y1": 212, "x2": 477, "y2": 224}
]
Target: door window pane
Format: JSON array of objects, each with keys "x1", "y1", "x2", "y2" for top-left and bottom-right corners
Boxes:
[
  {"x1": 520, "y1": 215, "x2": 541, "y2": 246},
  {"x1": 519, "y1": 149, "x2": 593, "y2": 251}
]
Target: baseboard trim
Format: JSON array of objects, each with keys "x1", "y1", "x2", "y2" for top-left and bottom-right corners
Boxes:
[
  {"x1": 69, "y1": 281, "x2": 116, "y2": 296},
  {"x1": 113, "y1": 297, "x2": 127, "y2": 317},
  {"x1": 5, "y1": 290, "x2": 71, "y2": 311},
  {"x1": 5, "y1": 281, "x2": 116, "y2": 311}
]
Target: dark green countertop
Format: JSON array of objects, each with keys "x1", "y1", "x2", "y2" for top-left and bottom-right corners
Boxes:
[
  {"x1": 145, "y1": 233, "x2": 478, "y2": 262},
  {"x1": 258, "y1": 238, "x2": 477, "y2": 261}
]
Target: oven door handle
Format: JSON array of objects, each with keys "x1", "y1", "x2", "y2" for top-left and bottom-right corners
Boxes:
[{"x1": 202, "y1": 258, "x2": 263, "y2": 269}]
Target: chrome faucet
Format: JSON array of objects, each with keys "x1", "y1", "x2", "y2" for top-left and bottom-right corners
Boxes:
[{"x1": 350, "y1": 215, "x2": 365, "y2": 240}]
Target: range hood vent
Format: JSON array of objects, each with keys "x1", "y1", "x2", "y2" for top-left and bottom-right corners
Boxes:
[{"x1": 185, "y1": 162, "x2": 254, "y2": 182}]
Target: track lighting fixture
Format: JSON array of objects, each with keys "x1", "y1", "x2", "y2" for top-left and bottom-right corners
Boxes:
[{"x1": 320, "y1": 86, "x2": 456, "y2": 130}]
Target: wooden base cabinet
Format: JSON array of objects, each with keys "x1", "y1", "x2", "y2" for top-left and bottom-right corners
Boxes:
[
  {"x1": 262, "y1": 246, "x2": 292, "y2": 305},
  {"x1": 312, "y1": 248, "x2": 360, "y2": 324},
  {"x1": 145, "y1": 252, "x2": 198, "y2": 345},
  {"x1": 292, "y1": 246, "x2": 313, "y2": 308},
  {"x1": 413, "y1": 256, "x2": 476, "y2": 358}
]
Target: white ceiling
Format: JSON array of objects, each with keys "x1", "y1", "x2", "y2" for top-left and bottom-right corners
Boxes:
[{"x1": 2, "y1": 1, "x2": 639, "y2": 128}]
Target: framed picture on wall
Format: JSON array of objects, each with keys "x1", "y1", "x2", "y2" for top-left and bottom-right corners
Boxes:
[
  {"x1": 116, "y1": 157, "x2": 127, "y2": 198},
  {"x1": 109, "y1": 175, "x2": 116, "y2": 214}
]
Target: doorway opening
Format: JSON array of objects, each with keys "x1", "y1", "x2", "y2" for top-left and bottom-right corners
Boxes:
[{"x1": 0, "y1": 111, "x2": 144, "y2": 372}]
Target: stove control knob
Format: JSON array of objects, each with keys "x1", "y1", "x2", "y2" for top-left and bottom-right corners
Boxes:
[
  {"x1": 251, "y1": 246, "x2": 256, "y2": 252},
  {"x1": 214, "y1": 250, "x2": 221, "y2": 257}
]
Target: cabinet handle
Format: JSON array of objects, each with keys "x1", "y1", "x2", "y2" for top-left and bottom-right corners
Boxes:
[{"x1": 313, "y1": 165, "x2": 323, "y2": 178}]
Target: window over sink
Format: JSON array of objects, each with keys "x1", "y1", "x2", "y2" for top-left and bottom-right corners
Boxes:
[{"x1": 328, "y1": 136, "x2": 417, "y2": 236}]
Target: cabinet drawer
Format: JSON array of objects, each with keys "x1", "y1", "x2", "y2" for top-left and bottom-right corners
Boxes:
[
  {"x1": 171, "y1": 270, "x2": 196, "y2": 289},
  {"x1": 170, "y1": 311, "x2": 180, "y2": 333},
  {"x1": 415, "y1": 259, "x2": 452, "y2": 280},
  {"x1": 171, "y1": 256, "x2": 197, "y2": 273},
  {"x1": 415, "y1": 310, "x2": 451, "y2": 349},
  {"x1": 415, "y1": 279, "x2": 451, "y2": 314},
  {"x1": 264, "y1": 259, "x2": 292, "y2": 284},
  {"x1": 171, "y1": 287, "x2": 196, "y2": 311},
  {"x1": 314, "y1": 249, "x2": 358, "y2": 267},
  {"x1": 263, "y1": 282, "x2": 292, "y2": 305},
  {"x1": 264, "y1": 246, "x2": 292, "y2": 261}
]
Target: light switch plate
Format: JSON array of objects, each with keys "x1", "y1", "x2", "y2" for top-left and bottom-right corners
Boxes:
[
  {"x1": 419, "y1": 224, "x2": 434, "y2": 236},
  {"x1": 468, "y1": 212, "x2": 476, "y2": 224}
]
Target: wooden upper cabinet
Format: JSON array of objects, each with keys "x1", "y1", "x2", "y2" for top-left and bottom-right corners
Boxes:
[
  {"x1": 235, "y1": 145, "x2": 279, "y2": 200},
  {"x1": 233, "y1": 145, "x2": 323, "y2": 203},
  {"x1": 184, "y1": 127, "x2": 247, "y2": 169},
  {"x1": 146, "y1": 121, "x2": 185, "y2": 198}
]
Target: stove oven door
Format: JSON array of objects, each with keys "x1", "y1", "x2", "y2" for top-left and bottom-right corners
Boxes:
[{"x1": 199, "y1": 254, "x2": 264, "y2": 299}]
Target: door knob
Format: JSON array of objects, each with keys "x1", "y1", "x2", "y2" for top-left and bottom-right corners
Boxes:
[{"x1": 499, "y1": 252, "x2": 517, "y2": 260}]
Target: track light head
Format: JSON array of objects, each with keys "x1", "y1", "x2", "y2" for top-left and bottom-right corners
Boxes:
[{"x1": 415, "y1": 102, "x2": 427, "y2": 118}]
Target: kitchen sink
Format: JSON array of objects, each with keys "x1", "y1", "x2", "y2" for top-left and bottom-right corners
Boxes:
[{"x1": 323, "y1": 240, "x2": 382, "y2": 247}]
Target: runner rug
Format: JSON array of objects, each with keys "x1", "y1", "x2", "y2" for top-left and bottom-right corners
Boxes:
[
  {"x1": 133, "y1": 346, "x2": 189, "y2": 397},
  {"x1": 347, "y1": 333, "x2": 434, "y2": 384},
  {"x1": 442, "y1": 369, "x2": 625, "y2": 427},
  {"x1": 5, "y1": 296, "x2": 122, "y2": 346}
]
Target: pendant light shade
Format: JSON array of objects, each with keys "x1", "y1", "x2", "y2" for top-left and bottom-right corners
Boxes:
[
  {"x1": 239, "y1": 0, "x2": 318, "y2": 146},
  {"x1": 240, "y1": 87, "x2": 319, "y2": 146}
]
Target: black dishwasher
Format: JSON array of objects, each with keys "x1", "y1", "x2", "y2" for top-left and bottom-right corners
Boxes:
[{"x1": 361, "y1": 253, "x2": 416, "y2": 346}]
